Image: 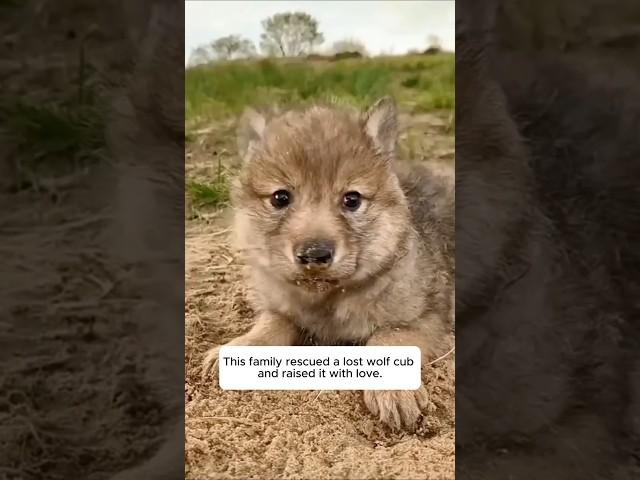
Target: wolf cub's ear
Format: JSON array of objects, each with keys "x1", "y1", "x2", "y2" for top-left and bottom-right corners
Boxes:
[
  {"x1": 362, "y1": 96, "x2": 398, "y2": 157},
  {"x1": 237, "y1": 108, "x2": 266, "y2": 161}
]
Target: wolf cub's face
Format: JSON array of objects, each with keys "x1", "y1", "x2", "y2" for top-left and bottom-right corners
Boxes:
[{"x1": 233, "y1": 97, "x2": 411, "y2": 292}]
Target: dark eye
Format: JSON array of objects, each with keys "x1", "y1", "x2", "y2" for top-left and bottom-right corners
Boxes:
[
  {"x1": 271, "y1": 189, "x2": 291, "y2": 209},
  {"x1": 343, "y1": 191, "x2": 362, "y2": 211}
]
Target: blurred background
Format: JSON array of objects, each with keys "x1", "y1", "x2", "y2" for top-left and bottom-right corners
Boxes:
[{"x1": 184, "y1": 0, "x2": 455, "y2": 218}]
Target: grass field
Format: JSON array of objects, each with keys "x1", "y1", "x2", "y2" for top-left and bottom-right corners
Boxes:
[
  {"x1": 186, "y1": 53, "x2": 454, "y2": 126},
  {"x1": 184, "y1": 52, "x2": 455, "y2": 213}
]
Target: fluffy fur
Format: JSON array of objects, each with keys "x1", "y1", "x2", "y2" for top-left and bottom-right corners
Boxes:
[
  {"x1": 456, "y1": 0, "x2": 640, "y2": 477},
  {"x1": 203, "y1": 97, "x2": 454, "y2": 430}
]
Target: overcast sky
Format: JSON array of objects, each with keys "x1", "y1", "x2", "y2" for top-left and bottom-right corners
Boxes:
[{"x1": 185, "y1": 1, "x2": 455, "y2": 64}]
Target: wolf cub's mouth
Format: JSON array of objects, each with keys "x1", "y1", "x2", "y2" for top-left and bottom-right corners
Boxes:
[{"x1": 292, "y1": 276, "x2": 341, "y2": 293}]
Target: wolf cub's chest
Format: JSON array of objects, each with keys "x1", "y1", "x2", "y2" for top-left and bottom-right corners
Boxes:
[{"x1": 279, "y1": 294, "x2": 377, "y2": 344}]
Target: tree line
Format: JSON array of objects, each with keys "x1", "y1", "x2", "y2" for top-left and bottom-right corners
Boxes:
[{"x1": 188, "y1": 11, "x2": 442, "y2": 67}]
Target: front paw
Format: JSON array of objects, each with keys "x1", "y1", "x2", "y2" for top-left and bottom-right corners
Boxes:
[
  {"x1": 201, "y1": 335, "x2": 255, "y2": 381},
  {"x1": 201, "y1": 345, "x2": 222, "y2": 380},
  {"x1": 363, "y1": 386, "x2": 429, "y2": 430}
]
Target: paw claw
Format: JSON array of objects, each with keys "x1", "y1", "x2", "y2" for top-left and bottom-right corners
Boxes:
[
  {"x1": 201, "y1": 345, "x2": 221, "y2": 381},
  {"x1": 364, "y1": 386, "x2": 428, "y2": 431}
]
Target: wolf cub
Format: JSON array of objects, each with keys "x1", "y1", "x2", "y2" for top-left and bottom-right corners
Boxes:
[{"x1": 203, "y1": 97, "x2": 454, "y2": 430}]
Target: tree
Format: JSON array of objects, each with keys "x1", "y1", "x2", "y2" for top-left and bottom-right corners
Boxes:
[
  {"x1": 330, "y1": 38, "x2": 368, "y2": 56},
  {"x1": 211, "y1": 35, "x2": 257, "y2": 60},
  {"x1": 187, "y1": 45, "x2": 214, "y2": 67},
  {"x1": 260, "y1": 12, "x2": 324, "y2": 57},
  {"x1": 426, "y1": 34, "x2": 442, "y2": 50}
]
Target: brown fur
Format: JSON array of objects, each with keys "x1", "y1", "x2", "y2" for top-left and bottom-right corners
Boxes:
[
  {"x1": 456, "y1": 0, "x2": 640, "y2": 477},
  {"x1": 203, "y1": 97, "x2": 454, "y2": 430}
]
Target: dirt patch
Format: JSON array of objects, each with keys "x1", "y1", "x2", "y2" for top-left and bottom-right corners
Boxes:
[
  {"x1": 0, "y1": 186, "x2": 167, "y2": 479},
  {"x1": 184, "y1": 113, "x2": 455, "y2": 479}
]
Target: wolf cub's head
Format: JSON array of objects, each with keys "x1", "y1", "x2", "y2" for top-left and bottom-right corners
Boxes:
[{"x1": 232, "y1": 97, "x2": 412, "y2": 293}]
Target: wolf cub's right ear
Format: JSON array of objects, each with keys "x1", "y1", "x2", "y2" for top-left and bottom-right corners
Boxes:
[
  {"x1": 363, "y1": 96, "x2": 398, "y2": 157},
  {"x1": 237, "y1": 108, "x2": 266, "y2": 161}
]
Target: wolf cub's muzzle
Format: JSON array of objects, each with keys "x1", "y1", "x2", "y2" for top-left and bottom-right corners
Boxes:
[{"x1": 294, "y1": 240, "x2": 335, "y2": 268}]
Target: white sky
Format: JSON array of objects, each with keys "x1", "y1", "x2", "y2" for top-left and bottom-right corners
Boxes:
[{"x1": 185, "y1": 1, "x2": 455, "y2": 63}]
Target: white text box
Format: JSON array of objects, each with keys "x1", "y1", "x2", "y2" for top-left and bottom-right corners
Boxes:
[{"x1": 218, "y1": 346, "x2": 422, "y2": 390}]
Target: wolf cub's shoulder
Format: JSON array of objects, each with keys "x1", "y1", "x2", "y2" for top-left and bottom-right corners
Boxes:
[{"x1": 397, "y1": 161, "x2": 454, "y2": 256}]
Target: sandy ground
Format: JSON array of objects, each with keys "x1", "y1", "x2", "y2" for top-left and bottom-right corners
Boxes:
[
  {"x1": 0, "y1": 183, "x2": 168, "y2": 479},
  {"x1": 184, "y1": 113, "x2": 455, "y2": 480}
]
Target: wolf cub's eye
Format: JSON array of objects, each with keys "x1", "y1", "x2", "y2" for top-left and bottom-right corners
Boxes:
[
  {"x1": 271, "y1": 190, "x2": 291, "y2": 209},
  {"x1": 342, "y1": 191, "x2": 362, "y2": 211}
]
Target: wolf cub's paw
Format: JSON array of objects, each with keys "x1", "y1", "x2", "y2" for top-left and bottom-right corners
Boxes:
[
  {"x1": 201, "y1": 345, "x2": 222, "y2": 380},
  {"x1": 363, "y1": 386, "x2": 429, "y2": 430},
  {"x1": 201, "y1": 335, "x2": 257, "y2": 381}
]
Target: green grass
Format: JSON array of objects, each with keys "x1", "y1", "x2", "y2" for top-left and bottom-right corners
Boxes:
[
  {"x1": 0, "y1": 47, "x2": 106, "y2": 190},
  {"x1": 0, "y1": 98, "x2": 105, "y2": 186},
  {"x1": 185, "y1": 53, "x2": 454, "y2": 126},
  {"x1": 1, "y1": 101, "x2": 103, "y2": 160},
  {"x1": 187, "y1": 178, "x2": 230, "y2": 209}
]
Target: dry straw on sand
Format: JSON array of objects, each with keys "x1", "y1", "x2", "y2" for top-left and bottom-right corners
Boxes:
[
  {"x1": 0, "y1": 189, "x2": 166, "y2": 478},
  {"x1": 185, "y1": 217, "x2": 455, "y2": 480}
]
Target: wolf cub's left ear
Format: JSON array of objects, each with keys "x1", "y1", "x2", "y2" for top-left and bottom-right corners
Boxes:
[
  {"x1": 236, "y1": 108, "x2": 266, "y2": 161},
  {"x1": 363, "y1": 96, "x2": 398, "y2": 157}
]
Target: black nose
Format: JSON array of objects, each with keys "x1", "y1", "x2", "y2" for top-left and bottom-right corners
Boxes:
[{"x1": 295, "y1": 241, "x2": 335, "y2": 266}]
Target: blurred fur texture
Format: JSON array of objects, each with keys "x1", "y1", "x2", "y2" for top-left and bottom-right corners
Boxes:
[
  {"x1": 456, "y1": 0, "x2": 640, "y2": 478},
  {"x1": 106, "y1": 1, "x2": 184, "y2": 479}
]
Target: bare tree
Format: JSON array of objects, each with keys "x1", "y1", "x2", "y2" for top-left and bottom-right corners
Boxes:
[
  {"x1": 331, "y1": 38, "x2": 368, "y2": 56},
  {"x1": 260, "y1": 12, "x2": 324, "y2": 57},
  {"x1": 187, "y1": 45, "x2": 214, "y2": 67},
  {"x1": 211, "y1": 35, "x2": 257, "y2": 60},
  {"x1": 426, "y1": 34, "x2": 442, "y2": 50}
]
